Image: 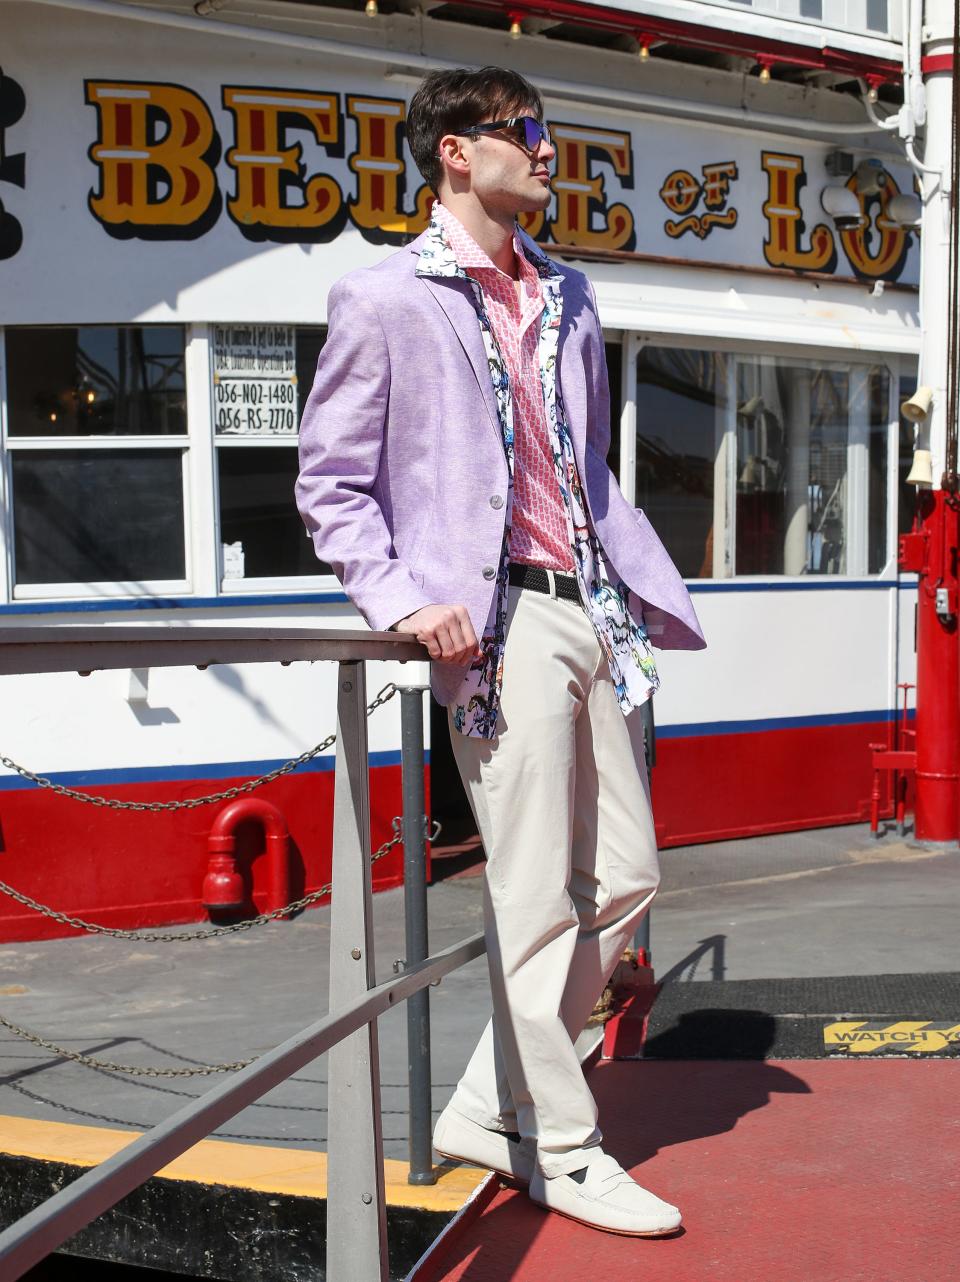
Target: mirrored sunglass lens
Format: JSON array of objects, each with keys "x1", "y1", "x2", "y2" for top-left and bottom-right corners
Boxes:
[{"x1": 521, "y1": 118, "x2": 546, "y2": 150}]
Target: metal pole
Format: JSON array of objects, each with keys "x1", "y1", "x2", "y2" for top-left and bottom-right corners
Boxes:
[
  {"x1": 326, "y1": 660, "x2": 389, "y2": 1281},
  {"x1": 912, "y1": 7, "x2": 960, "y2": 842},
  {"x1": 399, "y1": 685, "x2": 436, "y2": 1186},
  {"x1": 634, "y1": 697, "x2": 656, "y2": 961}
]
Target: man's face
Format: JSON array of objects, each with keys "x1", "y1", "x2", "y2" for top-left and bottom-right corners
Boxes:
[{"x1": 449, "y1": 111, "x2": 554, "y2": 216}]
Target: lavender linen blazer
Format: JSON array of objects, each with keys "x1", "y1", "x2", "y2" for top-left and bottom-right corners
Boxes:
[{"x1": 296, "y1": 231, "x2": 705, "y2": 706}]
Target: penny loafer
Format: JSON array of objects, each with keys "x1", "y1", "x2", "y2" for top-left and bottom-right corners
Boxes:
[
  {"x1": 529, "y1": 1152, "x2": 681, "y2": 1237},
  {"x1": 433, "y1": 1105, "x2": 536, "y2": 1185}
]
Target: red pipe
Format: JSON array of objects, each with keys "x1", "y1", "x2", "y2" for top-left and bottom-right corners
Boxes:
[
  {"x1": 912, "y1": 491, "x2": 960, "y2": 841},
  {"x1": 203, "y1": 798, "x2": 292, "y2": 918}
]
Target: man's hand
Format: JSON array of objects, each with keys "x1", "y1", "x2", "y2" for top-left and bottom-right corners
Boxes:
[{"x1": 394, "y1": 605, "x2": 481, "y2": 665}]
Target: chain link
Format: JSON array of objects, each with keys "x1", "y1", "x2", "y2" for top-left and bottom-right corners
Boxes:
[
  {"x1": 0, "y1": 1015, "x2": 257, "y2": 1077},
  {"x1": 0, "y1": 817, "x2": 442, "y2": 1075},
  {"x1": 0, "y1": 682, "x2": 398, "y2": 813},
  {"x1": 0, "y1": 822, "x2": 420, "y2": 942},
  {"x1": 0, "y1": 680, "x2": 441, "y2": 1077}
]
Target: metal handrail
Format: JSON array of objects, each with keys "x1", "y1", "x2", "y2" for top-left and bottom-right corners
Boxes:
[{"x1": 0, "y1": 626, "x2": 487, "y2": 1281}]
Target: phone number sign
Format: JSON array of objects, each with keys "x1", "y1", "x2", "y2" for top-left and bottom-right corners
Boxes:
[{"x1": 213, "y1": 324, "x2": 298, "y2": 435}]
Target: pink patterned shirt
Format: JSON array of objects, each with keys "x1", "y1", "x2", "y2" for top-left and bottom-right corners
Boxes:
[{"x1": 434, "y1": 203, "x2": 574, "y2": 571}]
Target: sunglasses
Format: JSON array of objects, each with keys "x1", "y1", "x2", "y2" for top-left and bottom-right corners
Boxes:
[{"x1": 457, "y1": 116, "x2": 552, "y2": 153}]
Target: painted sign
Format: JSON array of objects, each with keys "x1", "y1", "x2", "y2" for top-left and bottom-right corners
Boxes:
[
  {"x1": 0, "y1": 70, "x2": 25, "y2": 261},
  {"x1": 1, "y1": 10, "x2": 921, "y2": 325},
  {"x1": 824, "y1": 1021, "x2": 960, "y2": 1054}
]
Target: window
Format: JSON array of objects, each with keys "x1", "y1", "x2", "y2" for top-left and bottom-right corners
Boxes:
[
  {"x1": 898, "y1": 373, "x2": 919, "y2": 536},
  {"x1": 634, "y1": 345, "x2": 894, "y2": 579},
  {"x1": 604, "y1": 339, "x2": 622, "y2": 475},
  {"x1": 214, "y1": 325, "x2": 330, "y2": 585},
  {"x1": 3, "y1": 326, "x2": 188, "y2": 592},
  {"x1": 635, "y1": 346, "x2": 727, "y2": 579}
]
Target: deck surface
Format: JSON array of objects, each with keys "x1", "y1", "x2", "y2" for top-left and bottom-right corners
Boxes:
[{"x1": 415, "y1": 1056, "x2": 960, "y2": 1281}]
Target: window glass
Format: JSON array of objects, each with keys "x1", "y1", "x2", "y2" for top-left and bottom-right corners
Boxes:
[
  {"x1": 604, "y1": 339, "x2": 622, "y2": 475},
  {"x1": 12, "y1": 449, "x2": 185, "y2": 584},
  {"x1": 735, "y1": 358, "x2": 889, "y2": 575},
  {"x1": 296, "y1": 327, "x2": 327, "y2": 410},
  {"x1": 867, "y1": 366, "x2": 891, "y2": 573},
  {"x1": 737, "y1": 361, "x2": 846, "y2": 574},
  {"x1": 218, "y1": 447, "x2": 329, "y2": 579},
  {"x1": 635, "y1": 346, "x2": 726, "y2": 578},
  {"x1": 898, "y1": 374, "x2": 919, "y2": 536},
  {"x1": 6, "y1": 327, "x2": 186, "y2": 438},
  {"x1": 214, "y1": 326, "x2": 330, "y2": 582}
]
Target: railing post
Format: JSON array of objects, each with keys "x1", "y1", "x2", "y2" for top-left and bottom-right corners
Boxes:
[
  {"x1": 399, "y1": 684, "x2": 436, "y2": 1186},
  {"x1": 326, "y1": 659, "x2": 388, "y2": 1281},
  {"x1": 634, "y1": 697, "x2": 656, "y2": 960}
]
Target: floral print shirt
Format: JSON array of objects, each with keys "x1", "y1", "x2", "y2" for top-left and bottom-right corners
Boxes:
[{"x1": 416, "y1": 202, "x2": 660, "y2": 739}]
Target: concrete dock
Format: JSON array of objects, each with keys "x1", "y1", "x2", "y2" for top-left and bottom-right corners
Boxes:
[{"x1": 1, "y1": 822, "x2": 957, "y2": 1279}]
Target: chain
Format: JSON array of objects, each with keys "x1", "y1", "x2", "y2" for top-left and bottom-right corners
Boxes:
[
  {"x1": 0, "y1": 683, "x2": 398, "y2": 813},
  {"x1": 0, "y1": 1015, "x2": 256, "y2": 1077},
  {"x1": 0, "y1": 815, "x2": 441, "y2": 1075},
  {"x1": 0, "y1": 820, "x2": 438, "y2": 942}
]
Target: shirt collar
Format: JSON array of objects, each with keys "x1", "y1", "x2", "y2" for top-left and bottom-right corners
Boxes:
[{"x1": 415, "y1": 200, "x2": 562, "y2": 283}]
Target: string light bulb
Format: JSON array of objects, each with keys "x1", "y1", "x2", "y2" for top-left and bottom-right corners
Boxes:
[
  {"x1": 757, "y1": 61, "x2": 772, "y2": 83},
  {"x1": 865, "y1": 77, "x2": 882, "y2": 103},
  {"x1": 509, "y1": 15, "x2": 522, "y2": 38},
  {"x1": 365, "y1": 0, "x2": 378, "y2": 16},
  {"x1": 637, "y1": 34, "x2": 651, "y2": 60},
  {"x1": 86, "y1": 389, "x2": 96, "y2": 404}
]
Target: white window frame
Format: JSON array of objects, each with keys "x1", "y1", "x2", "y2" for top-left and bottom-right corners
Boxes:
[
  {"x1": 0, "y1": 318, "x2": 193, "y2": 600},
  {"x1": 615, "y1": 329, "x2": 905, "y2": 583},
  {"x1": 209, "y1": 324, "x2": 340, "y2": 595},
  {"x1": 0, "y1": 321, "x2": 345, "y2": 605}
]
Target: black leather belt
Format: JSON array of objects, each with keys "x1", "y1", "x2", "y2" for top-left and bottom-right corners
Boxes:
[{"x1": 508, "y1": 563, "x2": 581, "y2": 604}]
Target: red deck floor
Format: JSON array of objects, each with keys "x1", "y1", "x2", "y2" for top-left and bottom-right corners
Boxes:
[{"x1": 414, "y1": 1058, "x2": 960, "y2": 1281}]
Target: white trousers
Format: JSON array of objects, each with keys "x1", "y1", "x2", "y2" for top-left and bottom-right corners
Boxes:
[{"x1": 447, "y1": 582, "x2": 660, "y2": 1178}]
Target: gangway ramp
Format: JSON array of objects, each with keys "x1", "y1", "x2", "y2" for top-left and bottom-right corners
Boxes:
[{"x1": 411, "y1": 972, "x2": 960, "y2": 1282}]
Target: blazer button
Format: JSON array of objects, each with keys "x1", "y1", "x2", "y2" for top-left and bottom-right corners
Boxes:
[
  {"x1": 482, "y1": 565, "x2": 496, "y2": 580},
  {"x1": 489, "y1": 494, "x2": 504, "y2": 510}
]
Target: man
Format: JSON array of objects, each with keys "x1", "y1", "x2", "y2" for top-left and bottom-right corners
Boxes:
[{"x1": 296, "y1": 66, "x2": 704, "y2": 1237}]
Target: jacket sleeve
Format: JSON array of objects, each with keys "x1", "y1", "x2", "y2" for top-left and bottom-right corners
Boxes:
[{"x1": 295, "y1": 274, "x2": 433, "y2": 632}]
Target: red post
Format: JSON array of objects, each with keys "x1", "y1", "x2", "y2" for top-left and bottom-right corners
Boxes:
[{"x1": 912, "y1": 490, "x2": 960, "y2": 842}]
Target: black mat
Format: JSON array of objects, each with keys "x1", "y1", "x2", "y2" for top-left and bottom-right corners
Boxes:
[{"x1": 644, "y1": 972, "x2": 960, "y2": 1060}]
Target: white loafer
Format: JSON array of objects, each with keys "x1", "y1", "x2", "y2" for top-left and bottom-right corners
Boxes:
[
  {"x1": 529, "y1": 1152, "x2": 682, "y2": 1237},
  {"x1": 433, "y1": 1105, "x2": 536, "y2": 1184}
]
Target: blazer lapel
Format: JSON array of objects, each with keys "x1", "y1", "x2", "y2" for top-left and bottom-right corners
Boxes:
[
  {"x1": 557, "y1": 298, "x2": 588, "y2": 471},
  {"x1": 419, "y1": 274, "x2": 501, "y2": 440}
]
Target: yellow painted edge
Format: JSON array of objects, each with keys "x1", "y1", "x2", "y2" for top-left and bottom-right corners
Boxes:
[{"x1": 0, "y1": 1114, "x2": 486, "y2": 1212}]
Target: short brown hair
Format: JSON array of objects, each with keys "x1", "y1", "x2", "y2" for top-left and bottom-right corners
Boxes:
[{"x1": 406, "y1": 67, "x2": 544, "y2": 192}]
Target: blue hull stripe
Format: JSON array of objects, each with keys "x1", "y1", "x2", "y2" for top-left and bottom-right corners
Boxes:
[
  {"x1": 657, "y1": 707, "x2": 909, "y2": 739},
  {"x1": 0, "y1": 708, "x2": 912, "y2": 790},
  {"x1": 0, "y1": 749, "x2": 407, "y2": 792},
  {"x1": 0, "y1": 578, "x2": 920, "y2": 616}
]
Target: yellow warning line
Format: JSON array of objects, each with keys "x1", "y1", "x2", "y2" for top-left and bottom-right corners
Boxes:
[{"x1": 0, "y1": 1114, "x2": 486, "y2": 1212}]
